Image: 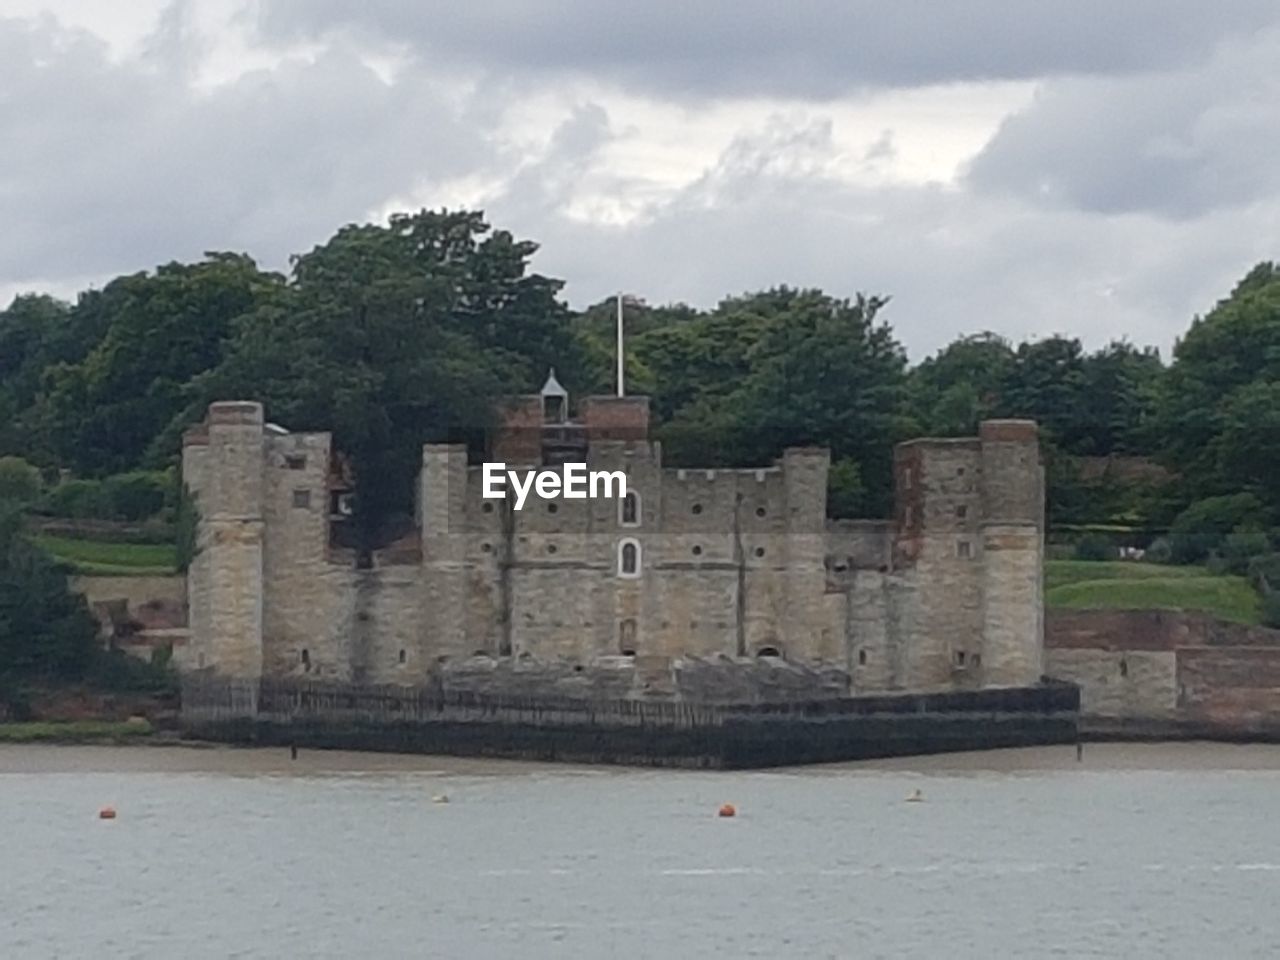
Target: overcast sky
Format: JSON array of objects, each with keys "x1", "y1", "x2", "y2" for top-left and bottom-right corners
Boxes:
[{"x1": 2, "y1": 1, "x2": 1278, "y2": 360}]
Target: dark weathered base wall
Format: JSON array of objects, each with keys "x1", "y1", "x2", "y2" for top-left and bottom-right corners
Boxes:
[
  {"x1": 1082, "y1": 717, "x2": 1280, "y2": 743},
  {"x1": 182, "y1": 679, "x2": 1080, "y2": 769}
]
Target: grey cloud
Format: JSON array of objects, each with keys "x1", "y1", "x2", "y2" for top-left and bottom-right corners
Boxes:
[
  {"x1": 0, "y1": 15, "x2": 493, "y2": 286},
  {"x1": 965, "y1": 28, "x2": 1280, "y2": 218},
  {"x1": 255, "y1": 0, "x2": 1280, "y2": 97},
  {"x1": 4, "y1": 4, "x2": 1277, "y2": 366},
  {"x1": 480, "y1": 127, "x2": 1275, "y2": 359}
]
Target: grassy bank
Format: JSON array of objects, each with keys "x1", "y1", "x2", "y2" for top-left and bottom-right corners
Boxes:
[
  {"x1": 1045, "y1": 560, "x2": 1261, "y2": 625},
  {"x1": 35, "y1": 534, "x2": 177, "y2": 576},
  {"x1": 0, "y1": 719, "x2": 155, "y2": 743}
]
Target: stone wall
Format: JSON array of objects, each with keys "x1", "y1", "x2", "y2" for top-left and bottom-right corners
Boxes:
[
  {"x1": 887, "y1": 421, "x2": 1044, "y2": 692},
  {"x1": 183, "y1": 400, "x2": 1047, "y2": 706},
  {"x1": 73, "y1": 574, "x2": 188, "y2": 662},
  {"x1": 182, "y1": 402, "x2": 265, "y2": 679},
  {"x1": 1046, "y1": 609, "x2": 1280, "y2": 736}
]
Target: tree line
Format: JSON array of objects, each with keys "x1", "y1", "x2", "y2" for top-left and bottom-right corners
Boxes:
[
  {"x1": 0, "y1": 209, "x2": 1277, "y2": 537},
  {"x1": 5, "y1": 208, "x2": 1280, "y2": 680}
]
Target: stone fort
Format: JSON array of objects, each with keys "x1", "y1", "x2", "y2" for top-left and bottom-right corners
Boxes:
[{"x1": 180, "y1": 374, "x2": 1045, "y2": 700}]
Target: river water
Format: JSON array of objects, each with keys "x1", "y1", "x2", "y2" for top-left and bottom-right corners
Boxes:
[{"x1": 3, "y1": 742, "x2": 1280, "y2": 959}]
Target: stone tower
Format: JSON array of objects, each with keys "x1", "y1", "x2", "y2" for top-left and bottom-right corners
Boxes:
[
  {"x1": 977, "y1": 419, "x2": 1045, "y2": 686},
  {"x1": 182, "y1": 401, "x2": 267, "y2": 683},
  {"x1": 420, "y1": 443, "x2": 471, "y2": 660},
  {"x1": 892, "y1": 418, "x2": 1044, "y2": 691}
]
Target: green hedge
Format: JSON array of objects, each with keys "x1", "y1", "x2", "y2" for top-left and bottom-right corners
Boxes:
[{"x1": 38, "y1": 470, "x2": 173, "y2": 523}]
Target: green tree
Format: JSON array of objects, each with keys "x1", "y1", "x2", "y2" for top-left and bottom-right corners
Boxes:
[
  {"x1": 1075, "y1": 341, "x2": 1163, "y2": 455},
  {"x1": 907, "y1": 332, "x2": 1015, "y2": 436},
  {"x1": 658, "y1": 289, "x2": 907, "y2": 515},
  {"x1": 38, "y1": 254, "x2": 285, "y2": 476},
  {"x1": 187, "y1": 210, "x2": 574, "y2": 541},
  {"x1": 0, "y1": 504, "x2": 98, "y2": 680},
  {"x1": 1168, "y1": 493, "x2": 1269, "y2": 564},
  {"x1": 0, "y1": 457, "x2": 41, "y2": 505},
  {"x1": 1213, "y1": 380, "x2": 1280, "y2": 507},
  {"x1": 827, "y1": 458, "x2": 866, "y2": 518},
  {"x1": 1152, "y1": 262, "x2": 1280, "y2": 502},
  {"x1": 997, "y1": 336, "x2": 1089, "y2": 450}
]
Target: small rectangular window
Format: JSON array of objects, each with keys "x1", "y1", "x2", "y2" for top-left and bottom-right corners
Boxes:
[
  {"x1": 956, "y1": 504, "x2": 968, "y2": 520},
  {"x1": 292, "y1": 489, "x2": 311, "y2": 509},
  {"x1": 954, "y1": 650, "x2": 967, "y2": 667},
  {"x1": 285, "y1": 455, "x2": 307, "y2": 470},
  {"x1": 957, "y1": 540, "x2": 972, "y2": 559}
]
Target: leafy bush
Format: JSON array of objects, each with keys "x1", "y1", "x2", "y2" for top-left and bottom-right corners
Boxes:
[
  {"x1": 1221, "y1": 528, "x2": 1272, "y2": 575},
  {"x1": 38, "y1": 471, "x2": 170, "y2": 522},
  {"x1": 1169, "y1": 494, "x2": 1268, "y2": 564},
  {"x1": 1248, "y1": 552, "x2": 1280, "y2": 592},
  {"x1": 100, "y1": 471, "x2": 169, "y2": 522},
  {"x1": 0, "y1": 456, "x2": 42, "y2": 505},
  {"x1": 1073, "y1": 533, "x2": 1115, "y2": 562},
  {"x1": 0, "y1": 505, "x2": 99, "y2": 680},
  {"x1": 1145, "y1": 536, "x2": 1173, "y2": 564},
  {"x1": 0, "y1": 677, "x2": 33, "y2": 721},
  {"x1": 40, "y1": 478, "x2": 105, "y2": 519},
  {"x1": 1263, "y1": 591, "x2": 1280, "y2": 630},
  {"x1": 87, "y1": 648, "x2": 178, "y2": 694},
  {"x1": 827, "y1": 458, "x2": 865, "y2": 519}
]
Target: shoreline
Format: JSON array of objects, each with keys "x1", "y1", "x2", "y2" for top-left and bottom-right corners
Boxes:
[{"x1": 7, "y1": 738, "x2": 1280, "y2": 776}]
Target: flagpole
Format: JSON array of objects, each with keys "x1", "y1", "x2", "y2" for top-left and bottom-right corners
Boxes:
[{"x1": 616, "y1": 291, "x2": 625, "y2": 397}]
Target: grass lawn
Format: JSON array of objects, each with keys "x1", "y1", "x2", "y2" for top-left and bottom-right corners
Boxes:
[
  {"x1": 35, "y1": 534, "x2": 177, "y2": 576},
  {"x1": 0, "y1": 719, "x2": 154, "y2": 742},
  {"x1": 1045, "y1": 559, "x2": 1261, "y2": 625},
  {"x1": 1044, "y1": 560, "x2": 1207, "y2": 592}
]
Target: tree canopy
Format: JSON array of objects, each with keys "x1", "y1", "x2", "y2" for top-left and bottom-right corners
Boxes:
[{"x1": 0, "y1": 208, "x2": 1277, "y2": 532}]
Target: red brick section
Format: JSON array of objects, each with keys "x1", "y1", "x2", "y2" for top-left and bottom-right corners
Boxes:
[
  {"x1": 580, "y1": 396, "x2": 651, "y2": 442},
  {"x1": 1178, "y1": 648, "x2": 1280, "y2": 727},
  {"x1": 1047, "y1": 609, "x2": 1187, "y2": 651},
  {"x1": 1047, "y1": 609, "x2": 1280, "y2": 651},
  {"x1": 491, "y1": 396, "x2": 544, "y2": 463},
  {"x1": 891, "y1": 446, "x2": 923, "y2": 564},
  {"x1": 1049, "y1": 610, "x2": 1280, "y2": 732}
]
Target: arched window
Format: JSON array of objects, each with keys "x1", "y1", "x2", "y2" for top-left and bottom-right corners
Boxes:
[
  {"x1": 618, "y1": 538, "x2": 641, "y2": 578},
  {"x1": 620, "y1": 491, "x2": 640, "y2": 526},
  {"x1": 300, "y1": 648, "x2": 311, "y2": 672}
]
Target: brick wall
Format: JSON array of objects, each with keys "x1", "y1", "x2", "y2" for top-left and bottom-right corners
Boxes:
[{"x1": 1046, "y1": 609, "x2": 1280, "y2": 733}]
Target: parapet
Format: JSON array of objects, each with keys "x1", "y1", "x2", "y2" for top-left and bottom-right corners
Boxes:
[
  {"x1": 183, "y1": 401, "x2": 266, "y2": 447},
  {"x1": 208, "y1": 401, "x2": 265, "y2": 427},
  {"x1": 781, "y1": 446, "x2": 830, "y2": 460},
  {"x1": 979, "y1": 419, "x2": 1038, "y2": 443}
]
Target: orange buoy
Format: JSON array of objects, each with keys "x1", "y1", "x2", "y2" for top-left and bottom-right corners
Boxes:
[
  {"x1": 718, "y1": 803, "x2": 736, "y2": 818},
  {"x1": 98, "y1": 807, "x2": 117, "y2": 820}
]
